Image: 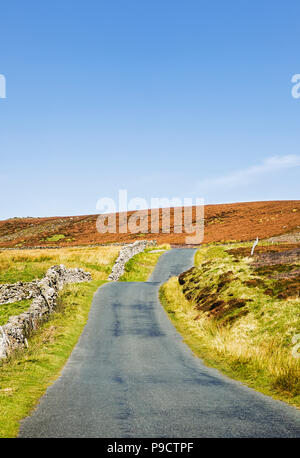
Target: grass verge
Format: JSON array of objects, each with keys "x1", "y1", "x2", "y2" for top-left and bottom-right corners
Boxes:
[
  {"x1": 119, "y1": 244, "x2": 170, "y2": 281},
  {"x1": 0, "y1": 300, "x2": 32, "y2": 326},
  {"x1": 160, "y1": 243, "x2": 300, "y2": 408},
  {"x1": 0, "y1": 246, "x2": 120, "y2": 437}
]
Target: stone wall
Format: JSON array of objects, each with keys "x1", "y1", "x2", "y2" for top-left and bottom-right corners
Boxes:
[
  {"x1": 0, "y1": 265, "x2": 91, "y2": 359},
  {"x1": 108, "y1": 240, "x2": 157, "y2": 281},
  {"x1": 0, "y1": 281, "x2": 40, "y2": 305}
]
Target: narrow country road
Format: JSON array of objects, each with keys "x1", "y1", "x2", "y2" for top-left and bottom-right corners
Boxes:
[{"x1": 19, "y1": 249, "x2": 300, "y2": 438}]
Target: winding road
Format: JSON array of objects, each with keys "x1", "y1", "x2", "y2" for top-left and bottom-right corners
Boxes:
[{"x1": 19, "y1": 249, "x2": 300, "y2": 438}]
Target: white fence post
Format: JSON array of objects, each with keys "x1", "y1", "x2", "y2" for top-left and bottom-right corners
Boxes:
[{"x1": 251, "y1": 236, "x2": 259, "y2": 256}]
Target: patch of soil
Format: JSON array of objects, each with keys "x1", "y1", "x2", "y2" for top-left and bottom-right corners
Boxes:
[
  {"x1": 266, "y1": 231, "x2": 300, "y2": 244},
  {"x1": 239, "y1": 246, "x2": 300, "y2": 299},
  {"x1": 243, "y1": 278, "x2": 267, "y2": 288},
  {"x1": 263, "y1": 276, "x2": 300, "y2": 300},
  {"x1": 226, "y1": 243, "x2": 300, "y2": 260},
  {"x1": 197, "y1": 293, "x2": 251, "y2": 325},
  {"x1": 194, "y1": 294, "x2": 223, "y2": 312},
  {"x1": 216, "y1": 271, "x2": 234, "y2": 291},
  {"x1": 179, "y1": 267, "x2": 250, "y2": 325},
  {"x1": 252, "y1": 247, "x2": 300, "y2": 268},
  {"x1": 178, "y1": 267, "x2": 197, "y2": 285},
  {"x1": 270, "y1": 268, "x2": 300, "y2": 280},
  {"x1": 253, "y1": 263, "x2": 300, "y2": 277}
]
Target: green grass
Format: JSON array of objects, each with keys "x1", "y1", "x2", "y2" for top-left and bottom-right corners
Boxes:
[
  {"x1": 0, "y1": 245, "x2": 120, "y2": 437},
  {"x1": 0, "y1": 265, "x2": 52, "y2": 284},
  {"x1": 160, "y1": 243, "x2": 300, "y2": 408},
  {"x1": 45, "y1": 234, "x2": 66, "y2": 242},
  {"x1": 119, "y1": 244, "x2": 170, "y2": 282},
  {"x1": 0, "y1": 280, "x2": 103, "y2": 437},
  {"x1": 0, "y1": 243, "x2": 166, "y2": 437},
  {"x1": 0, "y1": 253, "x2": 56, "y2": 284},
  {"x1": 0, "y1": 246, "x2": 120, "y2": 284},
  {"x1": 0, "y1": 300, "x2": 32, "y2": 326}
]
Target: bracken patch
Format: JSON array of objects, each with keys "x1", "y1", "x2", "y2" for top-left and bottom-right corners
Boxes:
[{"x1": 1, "y1": 201, "x2": 300, "y2": 247}]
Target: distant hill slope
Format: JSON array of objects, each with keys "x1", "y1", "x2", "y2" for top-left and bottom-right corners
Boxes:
[{"x1": 0, "y1": 201, "x2": 299, "y2": 248}]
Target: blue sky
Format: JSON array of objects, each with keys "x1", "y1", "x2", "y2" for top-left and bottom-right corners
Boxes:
[{"x1": 0, "y1": 0, "x2": 299, "y2": 219}]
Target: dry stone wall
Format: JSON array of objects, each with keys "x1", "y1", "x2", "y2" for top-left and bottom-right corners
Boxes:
[
  {"x1": 0, "y1": 240, "x2": 156, "y2": 358},
  {"x1": 108, "y1": 240, "x2": 157, "y2": 281},
  {"x1": 0, "y1": 265, "x2": 91, "y2": 359},
  {"x1": 0, "y1": 281, "x2": 40, "y2": 305}
]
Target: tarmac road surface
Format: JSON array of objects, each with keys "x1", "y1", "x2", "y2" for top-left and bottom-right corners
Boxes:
[{"x1": 19, "y1": 248, "x2": 300, "y2": 437}]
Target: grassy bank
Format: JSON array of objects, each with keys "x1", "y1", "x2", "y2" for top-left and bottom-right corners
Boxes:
[
  {"x1": 160, "y1": 243, "x2": 300, "y2": 408},
  {"x1": 0, "y1": 245, "x2": 121, "y2": 284},
  {"x1": 0, "y1": 299, "x2": 32, "y2": 326},
  {"x1": 0, "y1": 245, "x2": 120, "y2": 437},
  {"x1": 119, "y1": 244, "x2": 170, "y2": 281}
]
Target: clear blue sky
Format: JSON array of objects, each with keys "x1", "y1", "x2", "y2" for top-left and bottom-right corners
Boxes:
[{"x1": 0, "y1": 0, "x2": 300, "y2": 219}]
